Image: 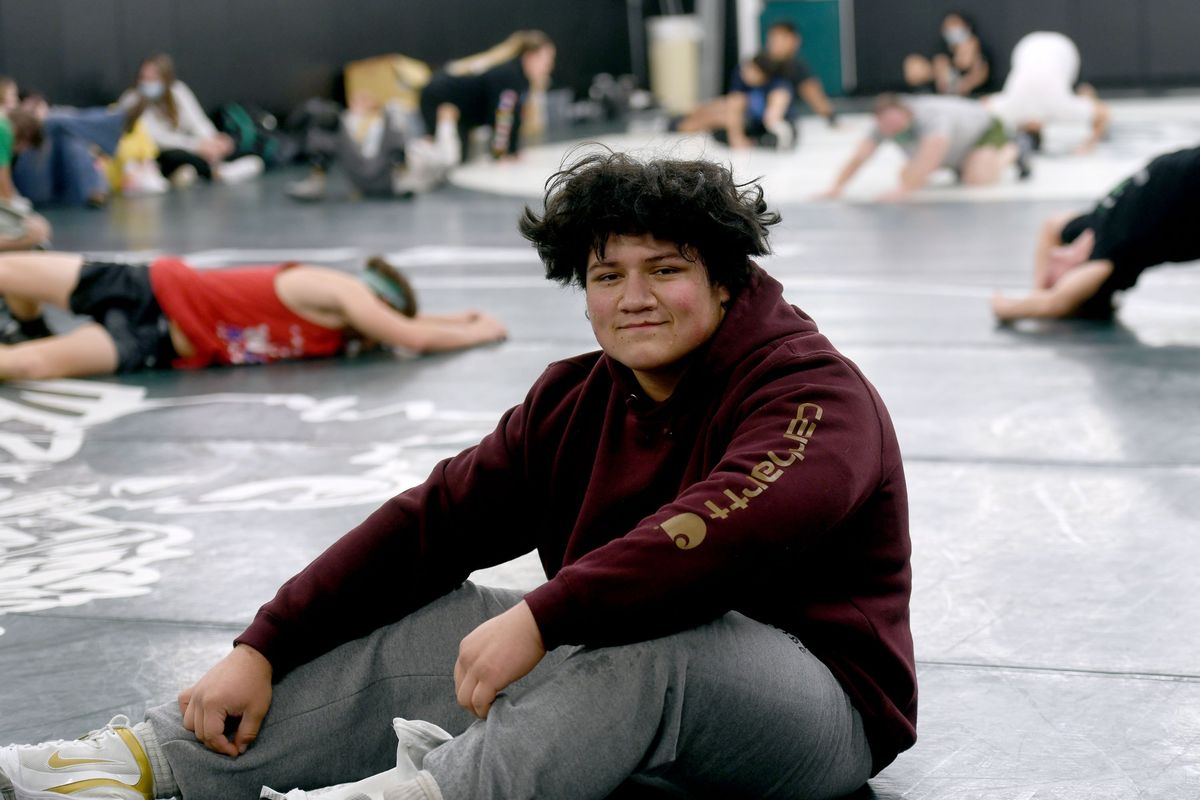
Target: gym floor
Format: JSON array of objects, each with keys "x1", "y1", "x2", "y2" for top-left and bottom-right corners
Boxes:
[{"x1": 2, "y1": 101, "x2": 1199, "y2": 798}]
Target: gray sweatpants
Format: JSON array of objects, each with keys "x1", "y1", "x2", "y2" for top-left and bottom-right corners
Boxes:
[{"x1": 148, "y1": 582, "x2": 873, "y2": 800}]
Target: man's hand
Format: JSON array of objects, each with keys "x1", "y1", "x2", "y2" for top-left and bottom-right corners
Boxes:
[
  {"x1": 178, "y1": 644, "x2": 273, "y2": 757},
  {"x1": 454, "y1": 601, "x2": 545, "y2": 719}
]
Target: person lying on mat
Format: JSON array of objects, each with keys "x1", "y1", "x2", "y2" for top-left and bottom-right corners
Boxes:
[
  {"x1": 0, "y1": 152, "x2": 915, "y2": 800},
  {"x1": 992, "y1": 145, "x2": 1200, "y2": 322},
  {"x1": 0, "y1": 251, "x2": 506, "y2": 379}
]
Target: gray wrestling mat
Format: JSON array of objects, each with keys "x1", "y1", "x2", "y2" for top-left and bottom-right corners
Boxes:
[
  {"x1": 453, "y1": 97, "x2": 1200, "y2": 204},
  {"x1": 2, "y1": 108, "x2": 1200, "y2": 798}
]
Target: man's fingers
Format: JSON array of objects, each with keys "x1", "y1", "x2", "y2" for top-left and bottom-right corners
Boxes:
[
  {"x1": 471, "y1": 684, "x2": 496, "y2": 719},
  {"x1": 233, "y1": 708, "x2": 265, "y2": 755},
  {"x1": 178, "y1": 686, "x2": 193, "y2": 717},
  {"x1": 203, "y1": 710, "x2": 237, "y2": 757}
]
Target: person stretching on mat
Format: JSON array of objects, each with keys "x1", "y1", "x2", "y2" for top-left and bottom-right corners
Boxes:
[
  {"x1": 0, "y1": 252, "x2": 507, "y2": 380},
  {"x1": 992, "y1": 145, "x2": 1200, "y2": 322},
  {"x1": 821, "y1": 93, "x2": 1023, "y2": 202},
  {"x1": 0, "y1": 152, "x2": 915, "y2": 800}
]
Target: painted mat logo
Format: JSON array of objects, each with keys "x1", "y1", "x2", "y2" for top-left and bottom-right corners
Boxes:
[
  {"x1": 0, "y1": 379, "x2": 496, "y2": 636},
  {"x1": 659, "y1": 403, "x2": 823, "y2": 550}
]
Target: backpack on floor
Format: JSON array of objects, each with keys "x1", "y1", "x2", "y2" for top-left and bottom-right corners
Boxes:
[{"x1": 212, "y1": 103, "x2": 299, "y2": 167}]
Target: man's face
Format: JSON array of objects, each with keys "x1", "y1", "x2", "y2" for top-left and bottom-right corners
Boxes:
[
  {"x1": 586, "y1": 233, "x2": 730, "y2": 400},
  {"x1": 876, "y1": 106, "x2": 913, "y2": 138},
  {"x1": 766, "y1": 29, "x2": 800, "y2": 62}
]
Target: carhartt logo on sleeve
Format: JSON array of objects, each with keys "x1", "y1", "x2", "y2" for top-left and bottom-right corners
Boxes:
[
  {"x1": 661, "y1": 512, "x2": 707, "y2": 549},
  {"x1": 657, "y1": 403, "x2": 823, "y2": 548},
  {"x1": 703, "y1": 402, "x2": 822, "y2": 522}
]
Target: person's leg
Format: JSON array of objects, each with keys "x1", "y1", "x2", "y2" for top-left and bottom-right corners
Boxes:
[
  {"x1": 156, "y1": 149, "x2": 212, "y2": 181},
  {"x1": 147, "y1": 583, "x2": 533, "y2": 799},
  {"x1": 675, "y1": 95, "x2": 737, "y2": 133},
  {"x1": 420, "y1": 612, "x2": 873, "y2": 800},
  {"x1": 0, "y1": 323, "x2": 119, "y2": 379},
  {"x1": 10, "y1": 146, "x2": 55, "y2": 206},
  {"x1": 959, "y1": 143, "x2": 1017, "y2": 186},
  {"x1": 0, "y1": 251, "x2": 85, "y2": 310},
  {"x1": 52, "y1": 132, "x2": 108, "y2": 207}
]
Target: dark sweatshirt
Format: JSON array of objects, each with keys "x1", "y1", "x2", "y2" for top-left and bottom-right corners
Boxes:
[{"x1": 236, "y1": 266, "x2": 917, "y2": 773}]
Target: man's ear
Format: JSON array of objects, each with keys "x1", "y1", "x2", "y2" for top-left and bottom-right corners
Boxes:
[{"x1": 717, "y1": 284, "x2": 731, "y2": 306}]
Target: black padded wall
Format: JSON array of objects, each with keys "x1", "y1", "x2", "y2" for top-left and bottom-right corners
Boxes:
[
  {"x1": 851, "y1": 0, "x2": 1198, "y2": 93},
  {"x1": 0, "y1": 0, "x2": 633, "y2": 112}
]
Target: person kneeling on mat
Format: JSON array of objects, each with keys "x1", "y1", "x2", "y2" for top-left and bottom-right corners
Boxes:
[
  {"x1": 992, "y1": 145, "x2": 1200, "y2": 322},
  {"x1": 0, "y1": 152, "x2": 916, "y2": 800},
  {"x1": 821, "y1": 93, "x2": 1024, "y2": 202},
  {"x1": 0, "y1": 252, "x2": 506, "y2": 380}
]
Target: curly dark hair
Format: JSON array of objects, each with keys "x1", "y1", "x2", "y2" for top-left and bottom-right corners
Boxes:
[{"x1": 519, "y1": 151, "x2": 781, "y2": 295}]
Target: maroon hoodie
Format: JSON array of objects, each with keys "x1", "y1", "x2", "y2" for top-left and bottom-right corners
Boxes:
[{"x1": 236, "y1": 265, "x2": 917, "y2": 773}]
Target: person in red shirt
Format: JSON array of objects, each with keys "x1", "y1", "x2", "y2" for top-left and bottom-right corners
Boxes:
[
  {"x1": 0, "y1": 153, "x2": 915, "y2": 800},
  {"x1": 0, "y1": 252, "x2": 507, "y2": 379}
]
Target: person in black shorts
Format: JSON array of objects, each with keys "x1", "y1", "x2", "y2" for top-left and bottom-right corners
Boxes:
[
  {"x1": 418, "y1": 31, "x2": 555, "y2": 162},
  {"x1": 992, "y1": 146, "x2": 1200, "y2": 322},
  {"x1": 0, "y1": 251, "x2": 506, "y2": 380}
]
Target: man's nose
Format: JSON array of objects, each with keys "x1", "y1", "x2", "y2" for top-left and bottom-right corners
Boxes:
[{"x1": 618, "y1": 272, "x2": 656, "y2": 311}]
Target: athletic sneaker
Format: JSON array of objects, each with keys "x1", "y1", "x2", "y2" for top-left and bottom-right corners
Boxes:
[
  {"x1": 259, "y1": 718, "x2": 451, "y2": 800},
  {"x1": 217, "y1": 155, "x2": 265, "y2": 184},
  {"x1": 287, "y1": 171, "x2": 328, "y2": 202},
  {"x1": 169, "y1": 164, "x2": 198, "y2": 189},
  {"x1": 763, "y1": 119, "x2": 796, "y2": 151},
  {"x1": 0, "y1": 715, "x2": 155, "y2": 800}
]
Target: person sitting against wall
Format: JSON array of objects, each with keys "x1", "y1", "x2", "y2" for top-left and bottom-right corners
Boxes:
[
  {"x1": 418, "y1": 30, "x2": 556, "y2": 163},
  {"x1": 117, "y1": 53, "x2": 264, "y2": 188},
  {"x1": 821, "y1": 93, "x2": 1023, "y2": 202},
  {"x1": 676, "y1": 19, "x2": 836, "y2": 150},
  {"x1": 992, "y1": 146, "x2": 1200, "y2": 323},
  {"x1": 0, "y1": 251, "x2": 507, "y2": 378},
  {"x1": 903, "y1": 12, "x2": 990, "y2": 97}
]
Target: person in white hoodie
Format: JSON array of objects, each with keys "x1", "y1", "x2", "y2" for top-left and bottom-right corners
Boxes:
[{"x1": 118, "y1": 53, "x2": 263, "y2": 187}]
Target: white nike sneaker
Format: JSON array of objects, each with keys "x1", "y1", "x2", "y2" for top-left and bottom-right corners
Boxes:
[
  {"x1": 259, "y1": 717, "x2": 451, "y2": 800},
  {"x1": 0, "y1": 715, "x2": 154, "y2": 800}
]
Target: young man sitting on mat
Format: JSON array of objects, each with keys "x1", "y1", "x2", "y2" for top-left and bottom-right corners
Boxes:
[
  {"x1": 992, "y1": 145, "x2": 1200, "y2": 322},
  {"x1": 0, "y1": 252, "x2": 507, "y2": 380},
  {"x1": 1, "y1": 152, "x2": 916, "y2": 800}
]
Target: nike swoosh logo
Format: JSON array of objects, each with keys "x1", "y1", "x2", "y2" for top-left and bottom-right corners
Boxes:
[{"x1": 47, "y1": 752, "x2": 119, "y2": 769}]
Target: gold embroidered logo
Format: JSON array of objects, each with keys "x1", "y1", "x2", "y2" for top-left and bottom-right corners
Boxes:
[
  {"x1": 702, "y1": 402, "x2": 823, "y2": 521},
  {"x1": 661, "y1": 512, "x2": 707, "y2": 550}
]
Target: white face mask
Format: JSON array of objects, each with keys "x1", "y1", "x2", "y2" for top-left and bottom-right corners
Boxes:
[
  {"x1": 139, "y1": 80, "x2": 165, "y2": 101},
  {"x1": 943, "y1": 26, "x2": 969, "y2": 47}
]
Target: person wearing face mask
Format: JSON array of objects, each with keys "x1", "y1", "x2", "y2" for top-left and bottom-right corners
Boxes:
[
  {"x1": 820, "y1": 92, "x2": 1024, "y2": 202},
  {"x1": 903, "y1": 12, "x2": 990, "y2": 97},
  {"x1": 0, "y1": 152, "x2": 915, "y2": 800},
  {"x1": 118, "y1": 53, "x2": 263, "y2": 187}
]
